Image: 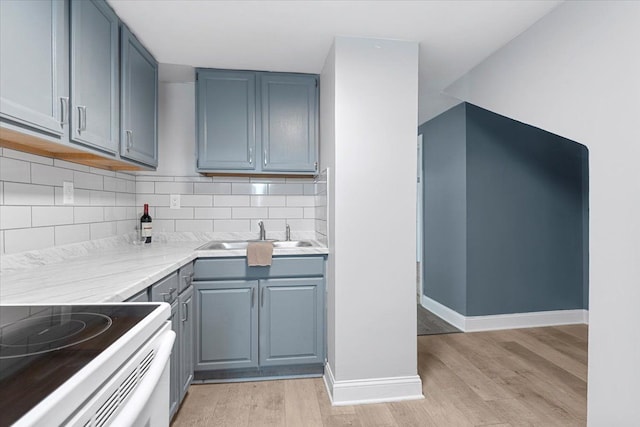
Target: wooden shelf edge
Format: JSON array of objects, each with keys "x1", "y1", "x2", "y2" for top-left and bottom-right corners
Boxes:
[{"x1": 0, "y1": 126, "x2": 147, "y2": 172}]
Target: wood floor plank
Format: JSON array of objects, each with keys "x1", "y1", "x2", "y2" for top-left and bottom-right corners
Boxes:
[
  {"x1": 284, "y1": 379, "x2": 323, "y2": 427},
  {"x1": 247, "y1": 380, "x2": 286, "y2": 427},
  {"x1": 172, "y1": 325, "x2": 589, "y2": 427}
]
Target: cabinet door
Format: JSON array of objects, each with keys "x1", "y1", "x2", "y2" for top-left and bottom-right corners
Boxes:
[
  {"x1": 259, "y1": 278, "x2": 324, "y2": 366},
  {"x1": 194, "y1": 280, "x2": 259, "y2": 371},
  {"x1": 120, "y1": 25, "x2": 158, "y2": 167},
  {"x1": 260, "y1": 73, "x2": 318, "y2": 173},
  {"x1": 0, "y1": 0, "x2": 66, "y2": 136},
  {"x1": 179, "y1": 286, "x2": 194, "y2": 400},
  {"x1": 196, "y1": 70, "x2": 256, "y2": 171},
  {"x1": 169, "y1": 300, "x2": 180, "y2": 418},
  {"x1": 70, "y1": 0, "x2": 119, "y2": 154}
]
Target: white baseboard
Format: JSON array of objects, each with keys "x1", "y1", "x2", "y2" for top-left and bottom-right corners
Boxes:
[
  {"x1": 420, "y1": 295, "x2": 589, "y2": 332},
  {"x1": 323, "y1": 363, "x2": 424, "y2": 406}
]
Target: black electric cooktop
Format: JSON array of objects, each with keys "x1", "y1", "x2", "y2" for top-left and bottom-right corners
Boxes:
[{"x1": 0, "y1": 304, "x2": 159, "y2": 426}]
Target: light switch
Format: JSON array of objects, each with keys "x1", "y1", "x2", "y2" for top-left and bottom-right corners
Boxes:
[
  {"x1": 63, "y1": 181, "x2": 74, "y2": 204},
  {"x1": 170, "y1": 194, "x2": 181, "y2": 209}
]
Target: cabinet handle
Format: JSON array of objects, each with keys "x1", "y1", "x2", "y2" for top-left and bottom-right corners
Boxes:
[
  {"x1": 125, "y1": 130, "x2": 133, "y2": 151},
  {"x1": 248, "y1": 147, "x2": 253, "y2": 165},
  {"x1": 260, "y1": 287, "x2": 265, "y2": 307},
  {"x1": 314, "y1": 161, "x2": 318, "y2": 171},
  {"x1": 182, "y1": 272, "x2": 194, "y2": 287},
  {"x1": 251, "y1": 288, "x2": 255, "y2": 307},
  {"x1": 182, "y1": 302, "x2": 189, "y2": 322},
  {"x1": 264, "y1": 149, "x2": 267, "y2": 167},
  {"x1": 160, "y1": 287, "x2": 177, "y2": 303},
  {"x1": 77, "y1": 106, "x2": 87, "y2": 132},
  {"x1": 60, "y1": 97, "x2": 69, "y2": 126}
]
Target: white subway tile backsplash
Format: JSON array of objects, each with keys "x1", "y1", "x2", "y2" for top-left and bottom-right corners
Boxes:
[
  {"x1": 213, "y1": 195, "x2": 250, "y2": 207},
  {"x1": 104, "y1": 207, "x2": 129, "y2": 221},
  {"x1": 104, "y1": 176, "x2": 128, "y2": 193},
  {"x1": 115, "y1": 192, "x2": 135, "y2": 207},
  {"x1": 269, "y1": 207, "x2": 304, "y2": 219},
  {"x1": 0, "y1": 206, "x2": 31, "y2": 229},
  {"x1": 4, "y1": 182, "x2": 54, "y2": 206},
  {"x1": 74, "y1": 207, "x2": 104, "y2": 223},
  {"x1": 174, "y1": 176, "x2": 212, "y2": 183},
  {"x1": 55, "y1": 224, "x2": 90, "y2": 246},
  {"x1": 74, "y1": 171, "x2": 103, "y2": 190},
  {"x1": 194, "y1": 182, "x2": 231, "y2": 195},
  {"x1": 304, "y1": 207, "x2": 315, "y2": 218},
  {"x1": 90, "y1": 221, "x2": 117, "y2": 239},
  {"x1": 4, "y1": 227, "x2": 54, "y2": 254},
  {"x1": 175, "y1": 219, "x2": 213, "y2": 232},
  {"x1": 31, "y1": 163, "x2": 74, "y2": 186},
  {"x1": 136, "y1": 181, "x2": 155, "y2": 194},
  {"x1": 0, "y1": 157, "x2": 31, "y2": 183},
  {"x1": 231, "y1": 182, "x2": 268, "y2": 195},
  {"x1": 137, "y1": 194, "x2": 170, "y2": 207},
  {"x1": 116, "y1": 220, "x2": 137, "y2": 235},
  {"x1": 155, "y1": 182, "x2": 193, "y2": 194},
  {"x1": 214, "y1": 219, "x2": 250, "y2": 232},
  {"x1": 251, "y1": 195, "x2": 286, "y2": 207},
  {"x1": 181, "y1": 195, "x2": 213, "y2": 207},
  {"x1": 285, "y1": 218, "x2": 315, "y2": 231},
  {"x1": 2, "y1": 148, "x2": 53, "y2": 165},
  {"x1": 88, "y1": 166, "x2": 116, "y2": 176},
  {"x1": 54, "y1": 159, "x2": 90, "y2": 172},
  {"x1": 194, "y1": 207, "x2": 231, "y2": 219},
  {"x1": 155, "y1": 207, "x2": 194, "y2": 220},
  {"x1": 151, "y1": 219, "x2": 175, "y2": 232},
  {"x1": 269, "y1": 183, "x2": 304, "y2": 195},
  {"x1": 91, "y1": 191, "x2": 116, "y2": 207},
  {"x1": 32, "y1": 206, "x2": 74, "y2": 227},
  {"x1": 286, "y1": 196, "x2": 315, "y2": 207},
  {"x1": 232, "y1": 207, "x2": 268, "y2": 219},
  {"x1": 135, "y1": 175, "x2": 175, "y2": 182}
]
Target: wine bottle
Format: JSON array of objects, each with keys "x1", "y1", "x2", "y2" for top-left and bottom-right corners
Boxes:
[{"x1": 140, "y1": 203, "x2": 152, "y2": 243}]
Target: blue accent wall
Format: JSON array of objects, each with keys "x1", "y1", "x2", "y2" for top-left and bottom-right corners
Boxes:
[
  {"x1": 419, "y1": 103, "x2": 588, "y2": 316},
  {"x1": 419, "y1": 103, "x2": 467, "y2": 314}
]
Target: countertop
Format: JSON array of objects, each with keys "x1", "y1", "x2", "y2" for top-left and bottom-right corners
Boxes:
[{"x1": 0, "y1": 232, "x2": 328, "y2": 304}]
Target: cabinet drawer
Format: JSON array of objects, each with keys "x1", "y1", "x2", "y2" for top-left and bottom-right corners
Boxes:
[
  {"x1": 178, "y1": 262, "x2": 194, "y2": 293},
  {"x1": 150, "y1": 271, "x2": 179, "y2": 303},
  {"x1": 194, "y1": 256, "x2": 324, "y2": 280}
]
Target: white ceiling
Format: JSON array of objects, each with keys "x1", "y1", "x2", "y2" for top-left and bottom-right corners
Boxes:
[{"x1": 108, "y1": 0, "x2": 563, "y2": 124}]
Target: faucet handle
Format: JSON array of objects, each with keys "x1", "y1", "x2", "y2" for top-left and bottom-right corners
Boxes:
[{"x1": 285, "y1": 224, "x2": 291, "y2": 241}]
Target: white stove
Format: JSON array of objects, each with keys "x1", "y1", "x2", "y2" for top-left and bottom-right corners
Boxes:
[{"x1": 0, "y1": 303, "x2": 174, "y2": 427}]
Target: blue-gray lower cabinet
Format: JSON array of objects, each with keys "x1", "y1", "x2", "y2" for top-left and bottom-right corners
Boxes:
[
  {"x1": 168, "y1": 298, "x2": 180, "y2": 417},
  {"x1": 194, "y1": 280, "x2": 259, "y2": 371},
  {"x1": 178, "y1": 285, "x2": 194, "y2": 400},
  {"x1": 260, "y1": 278, "x2": 324, "y2": 366}
]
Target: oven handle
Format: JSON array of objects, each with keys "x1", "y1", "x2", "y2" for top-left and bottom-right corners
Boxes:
[{"x1": 110, "y1": 329, "x2": 175, "y2": 426}]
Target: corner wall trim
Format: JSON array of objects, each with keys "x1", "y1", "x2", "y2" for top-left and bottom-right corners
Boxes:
[
  {"x1": 323, "y1": 363, "x2": 424, "y2": 406},
  {"x1": 420, "y1": 295, "x2": 588, "y2": 332}
]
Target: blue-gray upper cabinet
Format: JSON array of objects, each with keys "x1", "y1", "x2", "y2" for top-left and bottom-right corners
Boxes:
[
  {"x1": 196, "y1": 69, "x2": 318, "y2": 175},
  {"x1": 259, "y1": 278, "x2": 325, "y2": 367},
  {"x1": 194, "y1": 280, "x2": 259, "y2": 371},
  {"x1": 196, "y1": 70, "x2": 257, "y2": 171},
  {"x1": 70, "y1": 0, "x2": 119, "y2": 154},
  {"x1": 120, "y1": 25, "x2": 158, "y2": 167},
  {"x1": 260, "y1": 74, "x2": 318, "y2": 173},
  {"x1": 0, "y1": 0, "x2": 67, "y2": 137}
]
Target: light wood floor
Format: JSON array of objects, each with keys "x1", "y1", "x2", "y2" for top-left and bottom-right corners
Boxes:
[{"x1": 172, "y1": 324, "x2": 588, "y2": 427}]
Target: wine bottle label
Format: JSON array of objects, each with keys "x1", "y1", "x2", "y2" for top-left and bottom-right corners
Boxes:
[{"x1": 141, "y1": 223, "x2": 152, "y2": 237}]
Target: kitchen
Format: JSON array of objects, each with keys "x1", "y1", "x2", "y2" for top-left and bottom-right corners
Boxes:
[{"x1": 1, "y1": 1, "x2": 639, "y2": 426}]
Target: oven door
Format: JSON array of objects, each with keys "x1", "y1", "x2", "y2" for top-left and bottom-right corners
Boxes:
[{"x1": 65, "y1": 323, "x2": 175, "y2": 427}]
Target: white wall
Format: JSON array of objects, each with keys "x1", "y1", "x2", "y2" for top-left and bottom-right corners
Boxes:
[
  {"x1": 445, "y1": 2, "x2": 640, "y2": 424},
  {"x1": 322, "y1": 36, "x2": 422, "y2": 404}
]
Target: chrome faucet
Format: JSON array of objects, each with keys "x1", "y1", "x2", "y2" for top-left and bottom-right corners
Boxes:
[
  {"x1": 285, "y1": 224, "x2": 291, "y2": 241},
  {"x1": 258, "y1": 220, "x2": 266, "y2": 240}
]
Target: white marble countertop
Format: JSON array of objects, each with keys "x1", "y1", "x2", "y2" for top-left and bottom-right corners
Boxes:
[{"x1": 0, "y1": 233, "x2": 328, "y2": 304}]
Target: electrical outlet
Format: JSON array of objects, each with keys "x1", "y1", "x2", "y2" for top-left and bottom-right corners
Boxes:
[
  {"x1": 170, "y1": 194, "x2": 181, "y2": 209},
  {"x1": 63, "y1": 181, "x2": 74, "y2": 204}
]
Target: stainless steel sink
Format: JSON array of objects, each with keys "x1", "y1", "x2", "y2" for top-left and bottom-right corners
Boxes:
[
  {"x1": 196, "y1": 240, "x2": 312, "y2": 250},
  {"x1": 273, "y1": 240, "x2": 312, "y2": 248}
]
